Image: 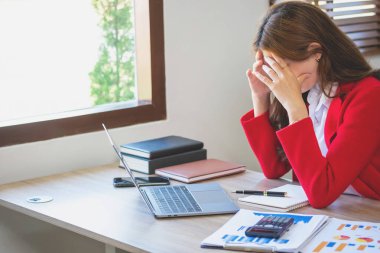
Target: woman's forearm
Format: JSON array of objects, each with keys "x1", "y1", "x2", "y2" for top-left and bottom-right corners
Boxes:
[{"x1": 252, "y1": 93, "x2": 270, "y2": 117}]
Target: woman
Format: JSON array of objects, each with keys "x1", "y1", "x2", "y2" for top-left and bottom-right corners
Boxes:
[{"x1": 241, "y1": 1, "x2": 380, "y2": 208}]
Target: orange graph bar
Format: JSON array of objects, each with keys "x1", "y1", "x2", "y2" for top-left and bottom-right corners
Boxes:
[
  {"x1": 337, "y1": 224, "x2": 345, "y2": 230},
  {"x1": 357, "y1": 245, "x2": 366, "y2": 251},
  {"x1": 313, "y1": 241, "x2": 328, "y2": 252},
  {"x1": 336, "y1": 243, "x2": 347, "y2": 251},
  {"x1": 365, "y1": 226, "x2": 371, "y2": 230},
  {"x1": 351, "y1": 225, "x2": 358, "y2": 230}
]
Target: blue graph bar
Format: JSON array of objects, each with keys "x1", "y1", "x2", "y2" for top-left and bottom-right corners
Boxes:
[
  {"x1": 327, "y1": 242, "x2": 336, "y2": 247},
  {"x1": 222, "y1": 234, "x2": 239, "y2": 242},
  {"x1": 245, "y1": 237, "x2": 255, "y2": 242},
  {"x1": 237, "y1": 226, "x2": 246, "y2": 231},
  {"x1": 253, "y1": 212, "x2": 312, "y2": 224},
  {"x1": 257, "y1": 238, "x2": 272, "y2": 244}
]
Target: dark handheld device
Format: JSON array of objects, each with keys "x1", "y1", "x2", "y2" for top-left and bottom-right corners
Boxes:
[
  {"x1": 245, "y1": 216, "x2": 294, "y2": 238},
  {"x1": 113, "y1": 176, "x2": 170, "y2": 187}
]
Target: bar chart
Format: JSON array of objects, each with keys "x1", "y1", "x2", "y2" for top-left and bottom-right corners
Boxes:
[
  {"x1": 307, "y1": 219, "x2": 380, "y2": 253},
  {"x1": 312, "y1": 241, "x2": 377, "y2": 252},
  {"x1": 219, "y1": 212, "x2": 314, "y2": 245},
  {"x1": 222, "y1": 233, "x2": 290, "y2": 245},
  {"x1": 254, "y1": 212, "x2": 313, "y2": 224},
  {"x1": 220, "y1": 212, "x2": 313, "y2": 246}
]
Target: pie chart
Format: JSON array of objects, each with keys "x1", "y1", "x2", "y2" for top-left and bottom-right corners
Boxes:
[
  {"x1": 355, "y1": 237, "x2": 373, "y2": 243},
  {"x1": 334, "y1": 235, "x2": 350, "y2": 240}
]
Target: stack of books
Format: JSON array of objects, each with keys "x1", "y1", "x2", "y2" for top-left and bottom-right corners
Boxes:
[{"x1": 119, "y1": 135, "x2": 207, "y2": 174}]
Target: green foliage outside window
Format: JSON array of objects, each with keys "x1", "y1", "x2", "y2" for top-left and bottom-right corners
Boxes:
[{"x1": 89, "y1": 0, "x2": 135, "y2": 105}]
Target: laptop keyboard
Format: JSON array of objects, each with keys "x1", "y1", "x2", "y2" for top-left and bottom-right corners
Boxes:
[{"x1": 150, "y1": 185, "x2": 202, "y2": 214}]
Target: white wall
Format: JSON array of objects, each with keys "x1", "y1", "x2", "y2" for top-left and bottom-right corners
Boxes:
[{"x1": 0, "y1": 1, "x2": 268, "y2": 252}]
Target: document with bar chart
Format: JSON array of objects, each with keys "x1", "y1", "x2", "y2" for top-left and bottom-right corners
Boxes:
[
  {"x1": 201, "y1": 209, "x2": 329, "y2": 252},
  {"x1": 300, "y1": 218, "x2": 380, "y2": 253}
]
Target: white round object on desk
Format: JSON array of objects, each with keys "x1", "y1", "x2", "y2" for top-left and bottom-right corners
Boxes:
[{"x1": 27, "y1": 196, "x2": 53, "y2": 203}]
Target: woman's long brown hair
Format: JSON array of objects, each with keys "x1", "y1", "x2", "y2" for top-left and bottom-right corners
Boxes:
[{"x1": 255, "y1": 1, "x2": 377, "y2": 130}]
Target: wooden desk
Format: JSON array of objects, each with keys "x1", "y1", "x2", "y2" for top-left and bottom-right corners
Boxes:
[{"x1": 0, "y1": 164, "x2": 379, "y2": 253}]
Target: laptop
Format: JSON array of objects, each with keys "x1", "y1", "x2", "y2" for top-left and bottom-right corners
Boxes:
[{"x1": 102, "y1": 124, "x2": 239, "y2": 218}]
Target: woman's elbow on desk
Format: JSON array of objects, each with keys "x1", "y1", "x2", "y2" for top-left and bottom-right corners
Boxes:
[
  {"x1": 260, "y1": 163, "x2": 290, "y2": 180},
  {"x1": 304, "y1": 185, "x2": 340, "y2": 209},
  {"x1": 262, "y1": 170, "x2": 281, "y2": 180},
  {"x1": 308, "y1": 197, "x2": 335, "y2": 209},
  {"x1": 261, "y1": 170, "x2": 287, "y2": 180}
]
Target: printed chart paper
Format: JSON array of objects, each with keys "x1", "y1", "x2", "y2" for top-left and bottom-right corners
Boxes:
[
  {"x1": 201, "y1": 209, "x2": 328, "y2": 252},
  {"x1": 300, "y1": 218, "x2": 380, "y2": 253}
]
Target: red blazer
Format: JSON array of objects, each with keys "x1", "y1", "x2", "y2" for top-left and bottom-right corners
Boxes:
[{"x1": 241, "y1": 76, "x2": 380, "y2": 208}]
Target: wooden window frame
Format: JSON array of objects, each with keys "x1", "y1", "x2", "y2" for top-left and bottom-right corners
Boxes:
[{"x1": 0, "y1": 0, "x2": 166, "y2": 148}]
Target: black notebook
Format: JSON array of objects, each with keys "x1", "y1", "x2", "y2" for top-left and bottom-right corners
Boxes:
[
  {"x1": 120, "y1": 135, "x2": 204, "y2": 159},
  {"x1": 120, "y1": 149, "x2": 207, "y2": 174}
]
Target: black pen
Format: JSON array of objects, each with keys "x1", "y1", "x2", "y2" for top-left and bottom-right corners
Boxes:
[{"x1": 232, "y1": 190, "x2": 287, "y2": 197}]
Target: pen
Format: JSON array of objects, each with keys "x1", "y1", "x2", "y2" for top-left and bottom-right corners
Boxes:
[{"x1": 232, "y1": 190, "x2": 287, "y2": 197}]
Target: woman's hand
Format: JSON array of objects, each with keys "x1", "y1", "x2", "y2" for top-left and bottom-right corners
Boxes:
[
  {"x1": 247, "y1": 50, "x2": 271, "y2": 117},
  {"x1": 253, "y1": 53, "x2": 309, "y2": 124},
  {"x1": 247, "y1": 50, "x2": 271, "y2": 98}
]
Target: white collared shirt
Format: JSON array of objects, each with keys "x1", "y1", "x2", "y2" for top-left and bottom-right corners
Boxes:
[
  {"x1": 307, "y1": 83, "x2": 337, "y2": 157},
  {"x1": 307, "y1": 83, "x2": 360, "y2": 196}
]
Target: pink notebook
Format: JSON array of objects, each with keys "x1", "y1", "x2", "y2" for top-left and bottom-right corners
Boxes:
[{"x1": 155, "y1": 159, "x2": 246, "y2": 183}]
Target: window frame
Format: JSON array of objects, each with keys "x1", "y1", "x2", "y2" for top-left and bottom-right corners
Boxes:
[{"x1": 0, "y1": 0, "x2": 166, "y2": 148}]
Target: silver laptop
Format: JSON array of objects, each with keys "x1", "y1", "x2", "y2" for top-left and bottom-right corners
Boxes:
[{"x1": 102, "y1": 124, "x2": 239, "y2": 218}]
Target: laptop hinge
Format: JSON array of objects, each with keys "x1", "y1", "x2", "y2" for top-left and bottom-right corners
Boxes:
[{"x1": 140, "y1": 188, "x2": 156, "y2": 215}]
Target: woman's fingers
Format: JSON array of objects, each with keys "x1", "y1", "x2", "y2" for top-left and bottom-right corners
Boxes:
[
  {"x1": 253, "y1": 69, "x2": 273, "y2": 87},
  {"x1": 262, "y1": 65, "x2": 278, "y2": 82},
  {"x1": 253, "y1": 60, "x2": 269, "y2": 80},
  {"x1": 271, "y1": 53, "x2": 288, "y2": 69},
  {"x1": 247, "y1": 67, "x2": 271, "y2": 97},
  {"x1": 246, "y1": 69, "x2": 254, "y2": 81},
  {"x1": 264, "y1": 56, "x2": 283, "y2": 76},
  {"x1": 247, "y1": 68, "x2": 262, "y2": 84},
  {"x1": 253, "y1": 59, "x2": 276, "y2": 88},
  {"x1": 253, "y1": 59, "x2": 263, "y2": 72},
  {"x1": 255, "y1": 50, "x2": 263, "y2": 61},
  {"x1": 248, "y1": 64, "x2": 268, "y2": 84}
]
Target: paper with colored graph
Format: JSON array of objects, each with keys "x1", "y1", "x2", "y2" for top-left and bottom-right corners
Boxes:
[
  {"x1": 299, "y1": 218, "x2": 380, "y2": 253},
  {"x1": 201, "y1": 209, "x2": 329, "y2": 252}
]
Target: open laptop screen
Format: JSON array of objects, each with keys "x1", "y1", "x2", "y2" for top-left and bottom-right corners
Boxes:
[{"x1": 102, "y1": 124, "x2": 155, "y2": 214}]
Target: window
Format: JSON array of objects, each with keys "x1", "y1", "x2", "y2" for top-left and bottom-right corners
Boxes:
[
  {"x1": 270, "y1": 0, "x2": 380, "y2": 53},
  {"x1": 0, "y1": 0, "x2": 166, "y2": 147}
]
